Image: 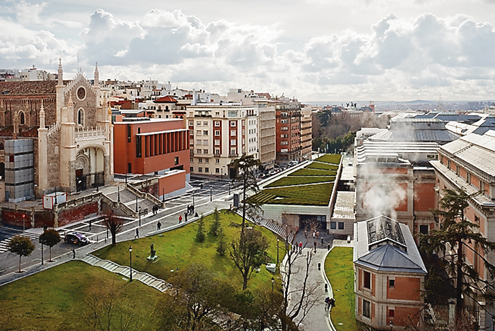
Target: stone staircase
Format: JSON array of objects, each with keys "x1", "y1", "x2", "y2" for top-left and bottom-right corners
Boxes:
[{"x1": 81, "y1": 254, "x2": 171, "y2": 292}]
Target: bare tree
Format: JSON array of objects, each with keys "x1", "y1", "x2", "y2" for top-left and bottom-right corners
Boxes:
[
  {"x1": 82, "y1": 278, "x2": 143, "y2": 331},
  {"x1": 103, "y1": 212, "x2": 123, "y2": 246},
  {"x1": 278, "y1": 220, "x2": 321, "y2": 331}
]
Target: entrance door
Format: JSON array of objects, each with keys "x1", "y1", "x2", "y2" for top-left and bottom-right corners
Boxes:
[{"x1": 76, "y1": 169, "x2": 86, "y2": 191}]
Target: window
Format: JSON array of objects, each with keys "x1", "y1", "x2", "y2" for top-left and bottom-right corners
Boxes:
[
  {"x1": 198, "y1": 158, "x2": 203, "y2": 163},
  {"x1": 77, "y1": 109, "x2": 84, "y2": 126},
  {"x1": 281, "y1": 119, "x2": 288, "y2": 123},
  {"x1": 214, "y1": 139, "x2": 220, "y2": 146},
  {"x1": 198, "y1": 167, "x2": 202, "y2": 173},
  {"x1": 205, "y1": 167, "x2": 209, "y2": 173},
  {"x1": 216, "y1": 159, "x2": 220, "y2": 164},
  {"x1": 205, "y1": 158, "x2": 209, "y2": 164},
  {"x1": 174, "y1": 157, "x2": 179, "y2": 165},
  {"x1": 203, "y1": 130, "x2": 208, "y2": 135},
  {"x1": 281, "y1": 141, "x2": 288, "y2": 145},
  {"x1": 330, "y1": 222, "x2": 336, "y2": 229},
  {"x1": 230, "y1": 121, "x2": 236, "y2": 127},
  {"x1": 363, "y1": 300, "x2": 371, "y2": 318},
  {"x1": 214, "y1": 121, "x2": 220, "y2": 127},
  {"x1": 447, "y1": 159, "x2": 451, "y2": 169},
  {"x1": 389, "y1": 309, "x2": 395, "y2": 318},
  {"x1": 196, "y1": 121, "x2": 201, "y2": 125},
  {"x1": 231, "y1": 130, "x2": 236, "y2": 136},
  {"x1": 203, "y1": 139, "x2": 208, "y2": 145},
  {"x1": 215, "y1": 148, "x2": 220, "y2": 155},
  {"x1": 229, "y1": 111, "x2": 237, "y2": 117},
  {"x1": 203, "y1": 149, "x2": 208, "y2": 154},
  {"x1": 216, "y1": 168, "x2": 220, "y2": 173},
  {"x1": 420, "y1": 225, "x2": 429, "y2": 234},
  {"x1": 467, "y1": 173, "x2": 471, "y2": 184},
  {"x1": 363, "y1": 271, "x2": 371, "y2": 289},
  {"x1": 188, "y1": 120, "x2": 193, "y2": 126},
  {"x1": 475, "y1": 215, "x2": 480, "y2": 223},
  {"x1": 215, "y1": 130, "x2": 220, "y2": 136},
  {"x1": 281, "y1": 126, "x2": 289, "y2": 131},
  {"x1": 190, "y1": 167, "x2": 193, "y2": 172},
  {"x1": 196, "y1": 130, "x2": 202, "y2": 135},
  {"x1": 231, "y1": 139, "x2": 236, "y2": 145},
  {"x1": 456, "y1": 165, "x2": 460, "y2": 176},
  {"x1": 230, "y1": 148, "x2": 237, "y2": 155},
  {"x1": 338, "y1": 222, "x2": 344, "y2": 230},
  {"x1": 196, "y1": 140, "x2": 202, "y2": 146},
  {"x1": 196, "y1": 149, "x2": 201, "y2": 154},
  {"x1": 389, "y1": 279, "x2": 395, "y2": 288},
  {"x1": 203, "y1": 121, "x2": 208, "y2": 126},
  {"x1": 190, "y1": 139, "x2": 194, "y2": 145},
  {"x1": 128, "y1": 163, "x2": 132, "y2": 173},
  {"x1": 190, "y1": 158, "x2": 193, "y2": 163}
]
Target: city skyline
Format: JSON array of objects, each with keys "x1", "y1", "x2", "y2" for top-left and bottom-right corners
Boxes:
[{"x1": 1, "y1": 0, "x2": 495, "y2": 102}]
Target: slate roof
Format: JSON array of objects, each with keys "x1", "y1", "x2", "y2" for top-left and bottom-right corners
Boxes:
[
  {"x1": 354, "y1": 216, "x2": 427, "y2": 274},
  {"x1": 440, "y1": 131, "x2": 495, "y2": 177}
]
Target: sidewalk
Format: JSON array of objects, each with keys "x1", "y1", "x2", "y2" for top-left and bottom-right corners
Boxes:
[{"x1": 0, "y1": 194, "x2": 232, "y2": 287}]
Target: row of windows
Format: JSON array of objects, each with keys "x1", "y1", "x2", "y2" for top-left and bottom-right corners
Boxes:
[
  {"x1": 361, "y1": 299, "x2": 395, "y2": 320},
  {"x1": 191, "y1": 158, "x2": 221, "y2": 164},
  {"x1": 444, "y1": 156, "x2": 488, "y2": 196}
]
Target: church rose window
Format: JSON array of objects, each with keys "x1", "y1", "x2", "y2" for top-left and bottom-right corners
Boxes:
[{"x1": 77, "y1": 87, "x2": 86, "y2": 100}]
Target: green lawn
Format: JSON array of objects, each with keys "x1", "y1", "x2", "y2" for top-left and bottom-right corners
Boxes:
[
  {"x1": 306, "y1": 162, "x2": 339, "y2": 170},
  {"x1": 290, "y1": 168, "x2": 337, "y2": 177},
  {"x1": 264, "y1": 176, "x2": 335, "y2": 188},
  {"x1": 325, "y1": 247, "x2": 357, "y2": 331},
  {"x1": 315, "y1": 154, "x2": 342, "y2": 164},
  {"x1": 251, "y1": 183, "x2": 333, "y2": 205},
  {"x1": 0, "y1": 261, "x2": 160, "y2": 330},
  {"x1": 95, "y1": 210, "x2": 280, "y2": 291}
]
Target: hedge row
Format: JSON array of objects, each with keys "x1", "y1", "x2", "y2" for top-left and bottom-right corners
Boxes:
[
  {"x1": 290, "y1": 168, "x2": 337, "y2": 177},
  {"x1": 251, "y1": 183, "x2": 333, "y2": 206},
  {"x1": 264, "y1": 176, "x2": 335, "y2": 188},
  {"x1": 315, "y1": 154, "x2": 342, "y2": 165}
]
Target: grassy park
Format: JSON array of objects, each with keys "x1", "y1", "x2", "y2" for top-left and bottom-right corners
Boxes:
[
  {"x1": 95, "y1": 210, "x2": 281, "y2": 290},
  {"x1": 325, "y1": 247, "x2": 357, "y2": 331},
  {"x1": 0, "y1": 261, "x2": 161, "y2": 330}
]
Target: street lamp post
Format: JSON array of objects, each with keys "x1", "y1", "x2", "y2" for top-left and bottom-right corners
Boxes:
[
  {"x1": 117, "y1": 186, "x2": 120, "y2": 202},
  {"x1": 277, "y1": 239, "x2": 279, "y2": 265},
  {"x1": 228, "y1": 182, "x2": 231, "y2": 195},
  {"x1": 162, "y1": 188, "x2": 165, "y2": 202},
  {"x1": 138, "y1": 207, "x2": 142, "y2": 227},
  {"x1": 271, "y1": 277, "x2": 274, "y2": 292},
  {"x1": 129, "y1": 246, "x2": 133, "y2": 281},
  {"x1": 192, "y1": 189, "x2": 195, "y2": 207},
  {"x1": 210, "y1": 186, "x2": 212, "y2": 202},
  {"x1": 22, "y1": 214, "x2": 25, "y2": 231},
  {"x1": 135, "y1": 195, "x2": 138, "y2": 212}
]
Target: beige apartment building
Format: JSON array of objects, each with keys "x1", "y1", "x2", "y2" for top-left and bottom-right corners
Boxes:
[
  {"x1": 187, "y1": 105, "x2": 263, "y2": 178},
  {"x1": 259, "y1": 108, "x2": 276, "y2": 170}
]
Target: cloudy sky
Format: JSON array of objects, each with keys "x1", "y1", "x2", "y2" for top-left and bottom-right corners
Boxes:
[{"x1": 2, "y1": 0, "x2": 495, "y2": 102}]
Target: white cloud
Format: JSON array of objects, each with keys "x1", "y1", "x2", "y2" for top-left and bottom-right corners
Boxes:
[{"x1": 15, "y1": 0, "x2": 46, "y2": 24}]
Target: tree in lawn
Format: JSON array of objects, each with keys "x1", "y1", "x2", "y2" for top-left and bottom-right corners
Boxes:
[
  {"x1": 231, "y1": 154, "x2": 262, "y2": 235},
  {"x1": 216, "y1": 227, "x2": 227, "y2": 256},
  {"x1": 278, "y1": 217, "x2": 321, "y2": 331},
  {"x1": 209, "y1": 207, "x2": 221, "y2": 236},
  {"x1": 103, "y1": 211, "x2": 123, "y2": 246},
  {"x1": 155, "y1": 263, "x2": 237, "y2": 331},
  {"x1": 39, "y1": 228, "x2": 60, "y2": 262},
  {"x1": 7, "y1": 235, "x2": 35, "y2": 273},
  {"x1": 230, "y1": 228, "x2": 269, "y2": 290},
  {"x1": 195, "y1": 215, "x2": 205, "y2": 243},
  {"x1": 420, "y1": 187, "x2": 495, "y2": 327}
]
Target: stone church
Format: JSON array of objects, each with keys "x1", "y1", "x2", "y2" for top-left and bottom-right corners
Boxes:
[{"x1": 0, "y1": 60, "x2": 114, "y2": 202}]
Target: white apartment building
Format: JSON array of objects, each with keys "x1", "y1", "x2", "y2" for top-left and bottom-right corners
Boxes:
[{"x1": 187, "y1": 105, "x2": 259, "y2": 178}]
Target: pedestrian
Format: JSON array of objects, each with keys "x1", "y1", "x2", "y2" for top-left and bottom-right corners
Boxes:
[
  {"x1": 72, "y1": 248, "x2": 75, "y2": 259},
  {"x1": 157, "y1": 221, "x2": 161, "y2": 230},
  {"x1": 316, "y1": 231, "x2": 319, "y2": 239},
  {"x1": 313, "y1": 231, "x2": 316, "y2": 239},
  {"x1": 321, "y1": 238, "x2": 324, "y2": 246},
  {"x1": 89, "y1": 220, "x2": 92, "y2": 231},
  {"x1": 179, "y1": 215, "x2": 182, "y2": 223},
  {"x1": 325, "y1": 297, "x2": 331, "y2": 311},
  {"x1": 299, "y1": 241, "x2": 303, "y2": 253},
  {"x1": 195, "y1": 212, "x2": 198, "y2": 217},
  {"x1": 135, "y1": 228, "x2": 139, "y2": 238},
  {"x1": 314, "y1": 241, "x2": 317, "y2": 253},
  {"x1": 185, "y1": 212, "x2": 188, "y2": 222}
]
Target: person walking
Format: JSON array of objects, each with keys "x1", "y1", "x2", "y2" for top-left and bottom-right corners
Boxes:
[
  {"x1": 135, "y1": 228, "x2": 139, "y2": 238},
  {"x1": 72, "y1": 248, "x2": 75, "y2": 259},
  {"x1": 157, "y1": 221, "x2": 161, "y2": 230},
  {"x1": 89, "y1": 220, "x2": 92, "y2": 231},
  {"x1": 314, "y1": 241, "x2": 317, "y2": 253},
  {"x1": 179, "y1": 215, "x2": 182, "y2": 224},
  {"x1": 299, "y1": 241, "x2": 303, "y2": 253}
]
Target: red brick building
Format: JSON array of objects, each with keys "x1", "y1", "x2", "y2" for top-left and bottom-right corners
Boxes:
[
  {"x1": 113, "y1": 117, "x2": 190, "y2": 199},
  {"x1": 354, "y1": 216, "x2": 427, "y2": 330},
  {"x1": 272, "y1": 100, "x2": 301, "y2": 164}
]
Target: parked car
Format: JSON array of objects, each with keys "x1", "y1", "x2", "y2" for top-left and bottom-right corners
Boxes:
[{"x1": 64, "y1": 232, "x2": 90, "y2": 246}]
